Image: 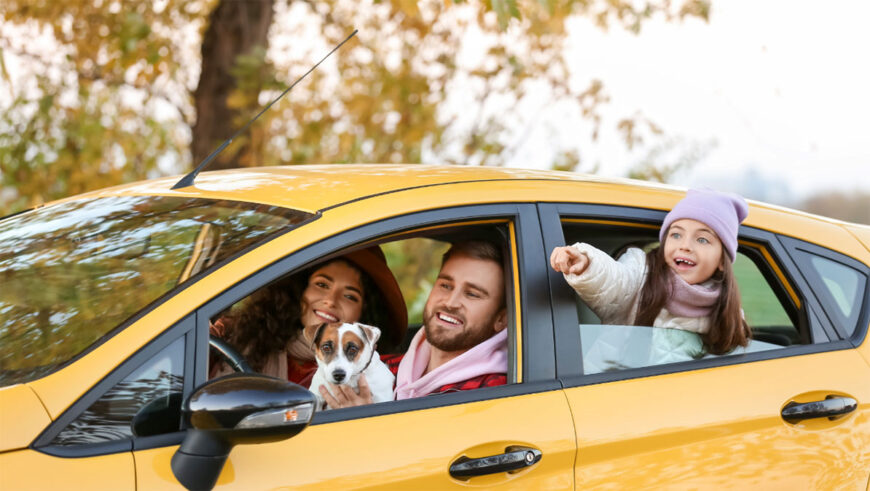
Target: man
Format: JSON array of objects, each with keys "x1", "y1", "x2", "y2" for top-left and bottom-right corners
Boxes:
[{"x1": 321, "y1": 240, "x2": 508, "y2": 407}]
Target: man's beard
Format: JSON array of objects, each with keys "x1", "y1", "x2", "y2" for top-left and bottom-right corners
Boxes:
[{"x1": 423, "y1": 305, "x2": 496, "y2": 352}]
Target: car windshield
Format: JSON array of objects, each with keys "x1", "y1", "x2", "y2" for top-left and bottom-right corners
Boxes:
[{"x1": 0, "y1": 195, "x2": 313, "y2": 386}]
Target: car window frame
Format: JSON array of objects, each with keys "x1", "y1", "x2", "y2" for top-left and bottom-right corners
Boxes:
[
  {"x1": 31, "y1": 314, "x2": 197, "y2": 458},
  {"x1": 736, "y1": 240, "x2": 813, "y2": 345},
  {"x1": 194, "y1": 203, "x2": 560, "y2": 426},
  {"x1": 537, "y1": 202, "x2": 857, "y2": 388},
  {"x1": 779, "y1": 235, "x2": 870, "y2": 346}
]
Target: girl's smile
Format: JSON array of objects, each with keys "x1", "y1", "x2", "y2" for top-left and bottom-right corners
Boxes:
[{"x1": 663, "y1": 219, "x2": 724, "y2": 285}]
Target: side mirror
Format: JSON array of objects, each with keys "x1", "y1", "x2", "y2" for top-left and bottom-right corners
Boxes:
[{"x1": 171, "y1": 374, "x2": 315, "y2": 490}]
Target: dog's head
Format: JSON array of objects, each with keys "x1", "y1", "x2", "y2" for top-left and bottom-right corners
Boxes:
[{"x1": 303, "y1": 322, "x2": 381, "y2": 385}]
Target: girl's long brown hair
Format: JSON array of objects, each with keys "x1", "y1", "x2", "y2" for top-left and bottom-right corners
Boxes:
[
  {"x1": 634, "y1": 246, "x2": 751, "y2": 354},
  {"x1": 221, "y1": 259, "x2": 390, "y2": 371}
]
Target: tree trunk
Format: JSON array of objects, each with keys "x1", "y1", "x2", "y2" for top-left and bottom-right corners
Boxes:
[{"x1": 192, "y1": 0, "x2": 274, "y2": 170}]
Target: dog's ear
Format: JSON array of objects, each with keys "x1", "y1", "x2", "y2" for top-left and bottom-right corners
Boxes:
[
  {"x1": 303, "y1": 323, "x2": 327, "y2": 347},
  {"x1": 358, "y1": 323, "x2": 381, "y2": 346}
]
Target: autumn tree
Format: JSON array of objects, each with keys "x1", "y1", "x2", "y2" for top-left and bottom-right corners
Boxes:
[{"x1": 0, "y1": 0, "x2": 711, "y2": 215}]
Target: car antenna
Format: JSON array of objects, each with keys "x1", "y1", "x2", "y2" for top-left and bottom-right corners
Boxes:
[{"x1": 171, "y1": 29, "x2": 358, "y2": 190}]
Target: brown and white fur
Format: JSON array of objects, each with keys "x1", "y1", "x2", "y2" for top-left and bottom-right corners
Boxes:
[{"x1": 304, "y1": 322, "x2": 395, "y2": 410}]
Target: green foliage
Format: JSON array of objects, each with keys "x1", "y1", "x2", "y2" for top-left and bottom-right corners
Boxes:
[
  {"x1": 382, "y1": 238, "x2": 451, "y2": 324},
  {"x1": 1, "y1": 0, "x2": 711, "y2": 215},
  {"x1": 0, "y1": 78, "x2": 179, "y2": 211},
  {"x1": 734, "y1": 254, "x2": 792, "y2": 328}
]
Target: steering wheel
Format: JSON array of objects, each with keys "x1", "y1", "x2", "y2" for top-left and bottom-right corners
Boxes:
[{"x1": 209, "y1": 335, "x2": 254, "y2": 373}]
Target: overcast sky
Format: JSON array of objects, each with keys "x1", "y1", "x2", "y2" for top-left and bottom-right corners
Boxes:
[{"x1": 507, "y1": 0, "x2": 870, "y2": 205}]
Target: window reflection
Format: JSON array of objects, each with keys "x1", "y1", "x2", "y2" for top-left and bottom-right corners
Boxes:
[
  {"x1": 0, "y1": 196, "x2": 312, "y2": 386},
  {"x1": 52, "y1": 337, "x2": 184, "y2": 446}
]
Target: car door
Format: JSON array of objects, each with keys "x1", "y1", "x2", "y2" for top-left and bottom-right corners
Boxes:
[
  {"x1": 539, "y1": 203, "x2": 870, "y2": 489},
  {"x1": 7, "y1": 317, "x2": 195, "y2": 490},
  {"x1": 1, "y1": 195, "x2": 307, "y2": 490},
  {"x1": 135, "y1": 203, "x2": 578, "y2": 489}
]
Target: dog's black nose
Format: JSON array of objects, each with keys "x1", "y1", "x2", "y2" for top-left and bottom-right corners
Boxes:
[{"x1": 332, "y1": 369, "x2": 346, "y2": 383}]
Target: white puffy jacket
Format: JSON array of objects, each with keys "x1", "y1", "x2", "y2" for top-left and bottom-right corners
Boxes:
[
  {"x1": 562, "y1": 242, "x2": 712, "y2": 334},
  {"x1": 563, "y1": 243, "x2": 712, "y2": 368}
]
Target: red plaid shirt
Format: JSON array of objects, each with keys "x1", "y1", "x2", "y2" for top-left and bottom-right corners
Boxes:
[{"x1": 381, "y1": 353, "x2": 506, "y2": 396}]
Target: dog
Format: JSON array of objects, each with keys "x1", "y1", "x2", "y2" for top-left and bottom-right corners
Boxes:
[{"x1": 304, "y1": 322, "x2": 395, "y2": 410}]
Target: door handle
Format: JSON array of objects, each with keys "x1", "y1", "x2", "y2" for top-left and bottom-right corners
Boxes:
[
  {"x1": 449, "y1": 446, "x2": 542, "y2": 479},
  {"x1": 781, "y1": 396, "x2": 857, "y2": 423}
]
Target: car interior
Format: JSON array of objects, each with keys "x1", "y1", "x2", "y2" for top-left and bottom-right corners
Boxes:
[
  {"x1": 208, "y1": 221, "x2": 517, "y2": 383},
  {"x1": 560, "y1": 220, "x2": 808, "y2": 373}
]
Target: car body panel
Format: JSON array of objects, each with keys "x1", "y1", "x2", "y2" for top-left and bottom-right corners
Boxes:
[
  {"x1": 0, "y1": 449, "x2": 134, "y2": 489},
  {"x1": 2, "y1": 165, "x2": 868, "y2": 489},
  {"x1": 0, "y1": 384, "x2": 51, "y2": 451},
  {"x1": 35, "y1": 166, "x2": 868, "y2": 263},
  {"x1": 51, "y1": 165, "x2": 669, "y2": 213},
  {"x1": 567, "y1": 348, "x2": 870, "y2": 489},
  {"x1": 846, "y1": 223, "x2": 870, "y2": 254},
  {"x1": 135, "y1": 391, "x2": 577, "y2": 490}
]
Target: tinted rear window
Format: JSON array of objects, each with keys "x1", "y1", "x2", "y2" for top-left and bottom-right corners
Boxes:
[{"x1": 0, "y1": 196, "x2": 312, "y2": 386}]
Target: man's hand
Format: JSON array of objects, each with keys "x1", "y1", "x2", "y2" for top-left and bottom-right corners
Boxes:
[
  {"x1": 550, "y1": 246, "x2": 590, "y2": 276},
  {"x1": 319, "y1": 373, "x2": 375, "y2": 409}
]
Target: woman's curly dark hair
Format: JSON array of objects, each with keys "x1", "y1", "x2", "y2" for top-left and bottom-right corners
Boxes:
[
  {"x1": 220, "y1": 273, "x2": 307, "y2": 371},
  {"x1": 219, "y1": 259, "x2": 391, "y2": 371}
]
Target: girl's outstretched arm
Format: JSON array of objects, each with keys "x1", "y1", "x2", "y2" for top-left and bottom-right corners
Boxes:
[{"x1": 555, "y1": 243, "x2": 646, "y2": 325}]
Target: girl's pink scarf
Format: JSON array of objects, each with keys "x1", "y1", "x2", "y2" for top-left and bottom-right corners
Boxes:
[
  {"x1": 665, "y1": 270, "x2": 721, "y2": 318},
  {"x1": 394, "y1": 328, "x2": 508, "y2": 400}
]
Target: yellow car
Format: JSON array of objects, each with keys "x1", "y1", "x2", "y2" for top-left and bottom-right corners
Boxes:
[{"x1": 1, "y1": 165, "x2": 868, "y2": 490}]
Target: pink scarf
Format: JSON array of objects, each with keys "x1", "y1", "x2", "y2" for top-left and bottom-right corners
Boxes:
[
  {"x1": 665, "y1": 270, "x2": 721, "y2": 318},
  {"x1": 394, "y1": 328, "x2": 508, "y2": 400}
]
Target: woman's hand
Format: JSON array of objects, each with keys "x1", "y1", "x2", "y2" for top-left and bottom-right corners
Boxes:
[
  {"x1": 319, "y1": 374, "x2": 375, "y2": 408},
  {"x1": 550, "y1": 246, "x2": 590, "y2": 276}
]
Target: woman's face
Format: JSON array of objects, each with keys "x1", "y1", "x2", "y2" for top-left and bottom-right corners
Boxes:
[{"x1": 300, "y1": 260, "x2": 365, "y2": 328}]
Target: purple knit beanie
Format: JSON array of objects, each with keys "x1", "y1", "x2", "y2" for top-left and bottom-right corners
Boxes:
[{"x1": 659, "y1": 188, "x2": 749, "y2": 262}]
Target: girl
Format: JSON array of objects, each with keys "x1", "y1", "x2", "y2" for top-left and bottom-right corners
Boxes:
[{"x1": 550, "y1": 188, "x2": 751, "y2": 355}]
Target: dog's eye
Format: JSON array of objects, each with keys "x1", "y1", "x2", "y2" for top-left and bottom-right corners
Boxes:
[
  {"x1": 345, "y1": 344, "x2": 358, "y2": 357},
  {"x1": 321, "y1": 342, "x2": 333, "y2": 354}
]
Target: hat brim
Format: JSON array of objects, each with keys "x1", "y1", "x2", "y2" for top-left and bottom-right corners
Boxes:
[{"x1": 340, "y1": 246, "x2": 408, "y2": 348}]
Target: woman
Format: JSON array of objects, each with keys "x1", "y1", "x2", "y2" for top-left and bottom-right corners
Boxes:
[{"x1": 210, "y1": 246, "x2": 407, "y2": 386}]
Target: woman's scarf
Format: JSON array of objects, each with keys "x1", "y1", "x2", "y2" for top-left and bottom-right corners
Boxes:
[{"x1": 285, "y1": 333, "x2": 316, "y2": 362}]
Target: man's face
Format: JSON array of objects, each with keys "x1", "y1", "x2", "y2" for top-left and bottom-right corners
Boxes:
[{"x1": 422, "y1": 252, "x2": 507, "y2": 353}]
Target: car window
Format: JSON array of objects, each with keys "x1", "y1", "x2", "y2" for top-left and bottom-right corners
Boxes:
[
  {"x1": 798, "y1": 251, "x2": 866, "y2": 337},
  {"x1": 51, "y1": 336, "x2": 185, "y2": 446},
  {"x1": 733, "y1": 250, "x2": 800, "y2": 345},
  {"x1": 205, "y1": 218, "x2": 519, "y2": 406},
  {"x1": 580, "y1": 324, "x2": 781, "y2": 374},
  {"x1": 0, "y1": 196, "x2": 312, "y2": 387},
  {"x1": 560, "y1": 220, "x2": 806, "y2": 374}
]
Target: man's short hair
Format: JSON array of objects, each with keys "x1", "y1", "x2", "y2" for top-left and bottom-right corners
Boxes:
[{"x1": 442, "y1": 240, "x2": 503, "y2": 267}]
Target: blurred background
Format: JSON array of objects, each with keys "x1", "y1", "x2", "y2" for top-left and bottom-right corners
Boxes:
[{"x1": 1, "y1": 0, "x2": 867, "y2": 222}]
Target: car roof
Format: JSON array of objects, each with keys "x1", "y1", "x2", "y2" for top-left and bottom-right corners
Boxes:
[
  {"x1": 46, "y1": 164, "x2": 865, "y2": 234},
  {"x1": 60, "y1": 164, "x2": 671, "y2": 213}
]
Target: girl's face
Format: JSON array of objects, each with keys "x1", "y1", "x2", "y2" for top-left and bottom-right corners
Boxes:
[
  {"x1": 300, "y1": 260, "x2": 365, "y2": 328},
  {"x1": 663, "y1": 219, "x2": 724, "y2": 285}
]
